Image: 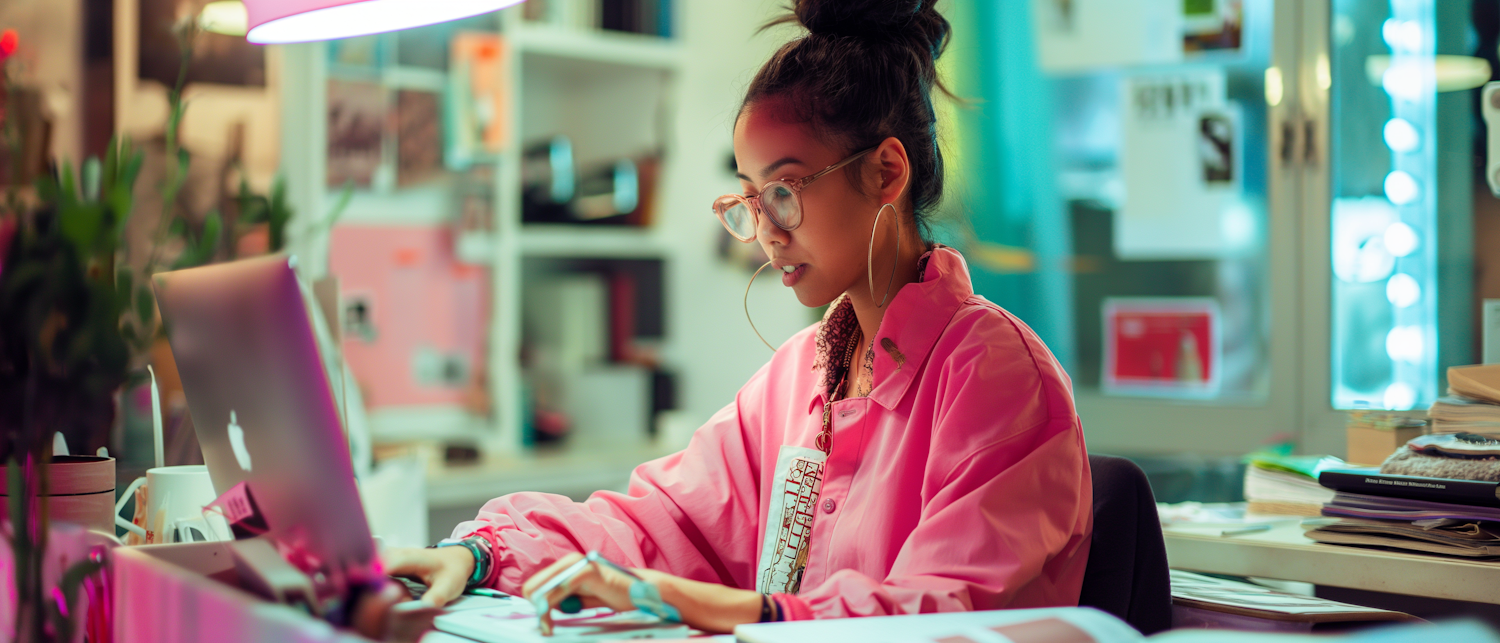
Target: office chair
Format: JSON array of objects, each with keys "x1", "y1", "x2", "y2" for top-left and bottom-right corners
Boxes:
[{"x1": 1077, "y1": 454, "x2": 1173, "y2": 635}]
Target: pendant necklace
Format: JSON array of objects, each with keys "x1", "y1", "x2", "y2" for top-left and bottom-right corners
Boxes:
[{"x1": 817, "y1": 330, "x2": 863, "y2": 455}]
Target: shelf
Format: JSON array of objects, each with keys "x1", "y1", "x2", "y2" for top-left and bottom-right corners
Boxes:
[
  {"x1": 327, "y1": 64, "x2": 448, "y2": 92},
  {"x1": 520, "y1": 225, "x2": 662, "y2": 257},
  {"x1": 513, "y1": 24, "x2": 681, "y2": 71},
  {"x1": 425, "y1": 444, "x2": 670, "y2": 507},
  {"x1": 368, "y1": 405, "x2": 492, "y2": 442}
]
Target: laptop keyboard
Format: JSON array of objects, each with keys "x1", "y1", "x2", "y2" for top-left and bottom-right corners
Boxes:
[{"x1": 394, "y1": 576, "x2": 429, "y2": 600}]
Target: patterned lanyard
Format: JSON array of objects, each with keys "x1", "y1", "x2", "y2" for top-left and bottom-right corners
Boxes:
[{"x1": 817, "y1": 330, "x2": 863, "y2": 455}]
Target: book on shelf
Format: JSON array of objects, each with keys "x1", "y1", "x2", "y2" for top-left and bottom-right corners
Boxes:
[
  {"x1": 1318, "y1": 468, "x2": 1500, "y2": 508},
  {"x1": 523, "y1": 0, "x2": 672, "y2": 37}
]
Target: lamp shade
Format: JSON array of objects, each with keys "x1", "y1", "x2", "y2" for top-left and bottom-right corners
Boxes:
[{"x1": 245, "y1": 0, "x2": 525, "y2": 44}]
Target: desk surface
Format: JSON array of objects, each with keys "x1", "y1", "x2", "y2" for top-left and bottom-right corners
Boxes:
[{"x1": 1164, "y1": 523, "x2": 1500, "y2": 604}]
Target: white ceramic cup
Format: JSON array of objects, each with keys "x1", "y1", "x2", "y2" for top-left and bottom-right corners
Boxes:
[{"x1": 113, "y1": 465, "x2": 226, "y2": 544}]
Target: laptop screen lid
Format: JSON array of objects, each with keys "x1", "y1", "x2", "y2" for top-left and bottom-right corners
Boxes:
[{"x1": 154, "y1": 255, "x2": 376, "y2": 584}]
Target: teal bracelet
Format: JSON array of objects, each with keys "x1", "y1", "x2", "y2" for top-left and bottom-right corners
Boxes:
[
  {"x1": 628, "y1": 578, "x2": 682, "y2": 623},
  {"x1": 434, "y1": 536, "x2": 491, "y2": 588}
]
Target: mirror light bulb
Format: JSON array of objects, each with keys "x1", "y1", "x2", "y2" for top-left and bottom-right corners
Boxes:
[
  {"x1": 1383, "y1": 382, "x2": 1417, "y2": 410},
  {"x1": 1383, "y1": 118, "x2": 1420, "y2": 153},
  {"x1": 1382, "y1": 19, "x2": 1425, "y2": 52},
  {"x1": 1384, "y1": 171, "x2": 1419, "y2": 205},
  {"x1": 1382, "y1": 63, "x2": 1425, "y2": 100},
  {"x1": 1387, "y1": 273, "x2": 1421, "y2": 307},
  {"x1": 1383, "y1": 222, "x2": 1418, "y2": 257},
  {"x1": 1386, "y1": 326, "x2": 1425, "y2": 363}
]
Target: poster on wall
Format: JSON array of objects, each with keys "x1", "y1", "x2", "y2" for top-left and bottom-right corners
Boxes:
[
  {"x1": 1184, "y1": 0, "x2": 1244, "y2": 54},
  {"x1": 328, "y1": 225, "x2": 491, "y2": 410},
  {"x1": 327, "y1": 79, "x2": 386, "y2": 189},
  {"x1": 396, "y1": 89, "x2": 443, "y2": 186},
  {"x1": 1031, "y1": 0, "x2": 1183, "y2": 72},
  {"x1": 1116, "y1": 70, "x2": 1245, "y2": 260},
  {"x1": 446, "y1": 31, "x2": 510, "y2": 170},
  {"x1": 1103, "y1": 298, "x2": 1221, "y2": 399}
]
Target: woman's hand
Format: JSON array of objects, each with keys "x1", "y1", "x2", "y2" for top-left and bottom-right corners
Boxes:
[
  {"x1": 380, "y1": 546, "x2": 476, "y2": 607},
  {"x1": 521, "y1": 552, "x2": 764, "y2": 635}
]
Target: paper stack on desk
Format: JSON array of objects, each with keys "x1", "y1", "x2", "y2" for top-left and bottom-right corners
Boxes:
[
  {"x1": 1428, "y1": 395, "x2": 1500, "y2": 435},
  {"x1": 1431, "y1": 364, "x2": 1500, "y2": 434},
  {"x1": 1241, "y1": 454, "x2": 1341, "y2": 516},
  {"x1": 1311, "y1": 468, "x2": 1500, "y2": 559}
]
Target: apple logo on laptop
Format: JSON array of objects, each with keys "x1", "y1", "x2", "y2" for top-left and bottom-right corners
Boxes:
[{"x1": 227, "y1": 411, "x2": 253, "y2": 472}]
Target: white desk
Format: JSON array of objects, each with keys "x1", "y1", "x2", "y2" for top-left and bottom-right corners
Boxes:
[{"x1": 1163, "y1": 523, "x2": 1500, "y2": 605}]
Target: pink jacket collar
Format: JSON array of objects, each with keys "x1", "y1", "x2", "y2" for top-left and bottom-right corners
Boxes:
[{"x1": 807, "y1": 245, "x2": 975, "y2": 414}]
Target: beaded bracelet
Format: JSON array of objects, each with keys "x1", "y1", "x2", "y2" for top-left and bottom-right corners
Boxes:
[{"x1": 432, "y1": 535, "x2": 492, "y2": 589}]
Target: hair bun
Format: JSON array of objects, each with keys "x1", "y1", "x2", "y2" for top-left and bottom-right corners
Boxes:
[{"x1": 795, "y1": 0, "x2": 928, "y2": 39}]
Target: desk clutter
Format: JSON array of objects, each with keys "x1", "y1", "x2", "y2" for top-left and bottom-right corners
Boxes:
[
  {"x1": 732, "y1": 606, "x2": 1494, "y2": 643},
  {"x1": 1301, "y1": 364, "x2": 1500, "y2": 560}
]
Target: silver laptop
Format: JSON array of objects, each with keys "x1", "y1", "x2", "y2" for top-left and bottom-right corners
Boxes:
[
  {"x1": 154, "y1": 254, "x2": 376, "y2": 585},
  {"x1": 156, "y1": 255, "x2": 681, "y2": 641}
]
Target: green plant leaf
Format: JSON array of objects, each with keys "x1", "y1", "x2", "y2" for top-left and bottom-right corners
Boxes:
[
  {"x1": 198, "y1": 211, "x2": 222, "y2": 262},
  {"x1": 135, "y1": 287, "x2": 154, "y2": 328},
  {"x1": 49, "y1": 557, "x2": 104, "y2": 643},
  {"x1": 81, "y1": 157, "x2": 102, "y2": 201},
  {"x1": 103, "y1": 139, "x2": 119, "y2": 192},
  {"x1": 115, "y1": 267, "x2": 133, "y2": 299},
  {"x1": 61, "y1": 203, "x2": 105, "y2": 253},
  {"x1": 7, "y1": 458, "x2": 24, "y2": 550},
  {"x1": 59, "y1": 163, "x2": 79, "y2": 208}
]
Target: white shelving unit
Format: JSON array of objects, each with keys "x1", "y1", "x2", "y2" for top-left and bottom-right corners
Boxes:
[{"x1": 278, "y1": 8, "x2": 684, "y2": 507}]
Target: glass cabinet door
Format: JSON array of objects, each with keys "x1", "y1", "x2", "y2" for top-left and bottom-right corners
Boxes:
[{"x1": 1004, "y1": 0, "x2": 1305, "y2": 454}]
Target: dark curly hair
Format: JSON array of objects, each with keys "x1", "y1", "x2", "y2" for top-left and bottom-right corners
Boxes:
[{"x1": 741, "y1": 0, "x2": 954, "y2": 240}]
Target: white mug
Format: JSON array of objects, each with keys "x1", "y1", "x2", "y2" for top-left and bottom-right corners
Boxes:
[{"x1": 114, "y1": 465, "x2": 227, "y2": 544}]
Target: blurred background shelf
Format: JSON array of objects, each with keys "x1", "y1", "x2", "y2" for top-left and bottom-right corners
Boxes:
[
  {"x1": 520, "y1": 225, "x2": 662, "y2": 257},
  {"x1": 513, "y1": 24, "x2": 681, "y2": 70}
]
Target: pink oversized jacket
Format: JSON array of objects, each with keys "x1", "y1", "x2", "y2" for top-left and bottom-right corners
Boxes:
[{"x1": 452, "y1": 246, "x2": 1093, "y2": 619}]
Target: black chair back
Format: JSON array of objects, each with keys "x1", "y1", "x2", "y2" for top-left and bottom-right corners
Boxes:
[{"x1": 1077, "y1": 454, "x2": 1173, "y2": 635}]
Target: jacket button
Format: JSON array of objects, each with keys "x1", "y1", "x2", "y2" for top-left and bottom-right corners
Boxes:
[{"x1": 822, "y1": 499, "x2": 836, "y2": 513}]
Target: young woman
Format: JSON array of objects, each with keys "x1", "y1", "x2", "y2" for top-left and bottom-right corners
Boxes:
[{"x1": 383, "y1": 0, "x2": 1092, "y2": 632}]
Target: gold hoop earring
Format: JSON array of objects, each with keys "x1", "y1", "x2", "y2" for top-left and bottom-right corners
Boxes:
[
  {"x1": 868, "y1": 203, "x2": 901, "y2": 308},
  {"x1": 745, "y1": 260, "x2": 777, "y2": 352}
]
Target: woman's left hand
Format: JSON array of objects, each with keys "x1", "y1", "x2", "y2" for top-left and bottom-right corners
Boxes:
[{"x1": 520, "y1": 553, "x2": 763, "y2": 635}]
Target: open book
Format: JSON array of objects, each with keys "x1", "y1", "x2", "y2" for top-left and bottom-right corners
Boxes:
[{"x1": 733, "y1": 607, "x2": 1496, "y2": 643}]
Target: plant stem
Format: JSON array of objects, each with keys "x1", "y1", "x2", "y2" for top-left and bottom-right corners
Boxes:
[{"x1": 145, "y1": 21, "x2": 199, "y2": 274}]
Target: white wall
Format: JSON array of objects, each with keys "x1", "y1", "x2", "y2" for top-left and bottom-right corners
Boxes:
[
  {"x1": 2, "y1": 0, "x2": 85, "y2": 165},
  {"x1": 657, "y1": 1, "x2": 815, "y2": 431}
]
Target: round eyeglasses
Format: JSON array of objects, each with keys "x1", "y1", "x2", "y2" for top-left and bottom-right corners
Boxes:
[{"x1": 713, "y1": 146, "x2": 876, "y2": 242}]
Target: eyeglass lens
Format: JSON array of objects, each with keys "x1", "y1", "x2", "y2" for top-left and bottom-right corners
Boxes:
[{"x1": 715, "y1": 184, "x2": 803, "y2": 241}]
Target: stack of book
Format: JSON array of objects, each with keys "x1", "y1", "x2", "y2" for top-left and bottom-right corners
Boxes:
[
  {"x1": 1312, "y1": 468, "x2": 1500, "y2": 559},
  {"x1": 1428, "y1": 363, "x2": 1500, "y2": 434},
  {"x1": 1242, "y1": 454, "x2": 1342, "y2": 516}
]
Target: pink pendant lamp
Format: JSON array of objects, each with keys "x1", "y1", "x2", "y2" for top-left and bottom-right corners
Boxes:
[{"x1": 245, "y1": 0, "x2": 526, "y2": 44}]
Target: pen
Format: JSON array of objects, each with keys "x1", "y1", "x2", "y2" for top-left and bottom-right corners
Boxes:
[
  {"x1": 1219, "y1": 523, "x2": 1273, "y2": 537},
  {"x1": 464, "y1": 587, "x2": 510, "y2": 599}
]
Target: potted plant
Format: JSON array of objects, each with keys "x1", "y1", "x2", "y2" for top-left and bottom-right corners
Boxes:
[{"x1": 0, "y1": 17, "x2": 266, "y2": 639}]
